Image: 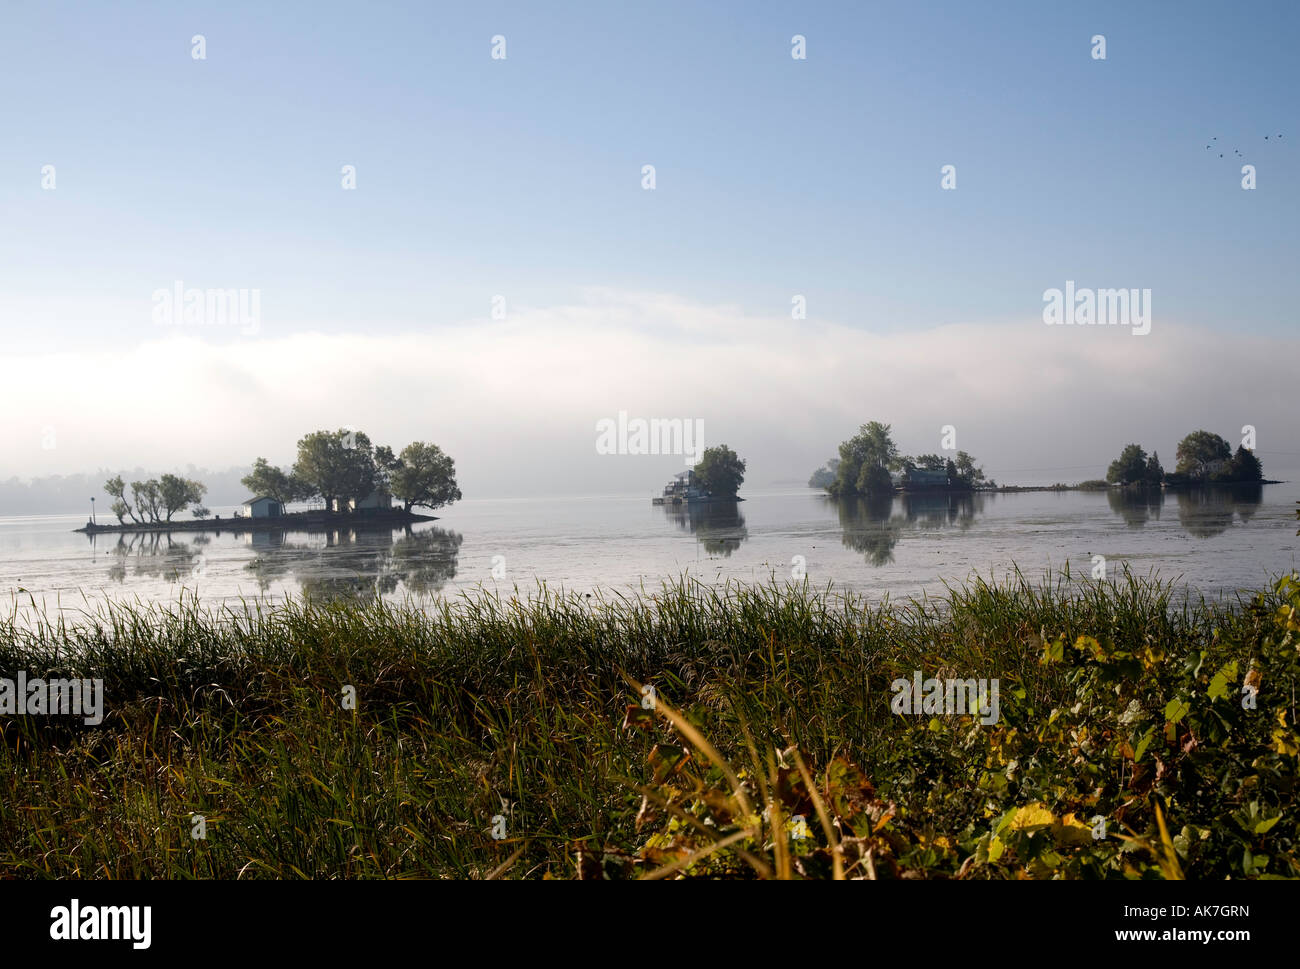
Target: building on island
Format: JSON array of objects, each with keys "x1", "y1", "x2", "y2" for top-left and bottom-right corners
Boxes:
[
  {"x1": 331, "y1": 489, "x2": 393, "y2": 515},
  {"x1": 652, "y1": 470, "x2": 709, "y2": 505},
  {"x1": 241, "y1": 496, "x2": 285, "y2": 518}
]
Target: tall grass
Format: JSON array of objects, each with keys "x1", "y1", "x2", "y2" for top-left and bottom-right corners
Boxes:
[{"x1": 0, "y1": 571, "x2": 1292, "y2": 878}]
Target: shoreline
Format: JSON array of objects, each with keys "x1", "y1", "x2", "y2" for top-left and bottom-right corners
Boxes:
[{"x1": 73, "y1": 509, "x2": 438, "y2": 534}]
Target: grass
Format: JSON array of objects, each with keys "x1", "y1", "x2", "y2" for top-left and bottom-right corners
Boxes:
[{"x1": 1, "y1": 569, "x2": 1297, "y2": 879}]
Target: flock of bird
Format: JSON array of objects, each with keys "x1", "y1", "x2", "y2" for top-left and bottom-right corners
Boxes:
[{"x1": 1205, "y1": 134, "x2": 1283, "y2": 158}]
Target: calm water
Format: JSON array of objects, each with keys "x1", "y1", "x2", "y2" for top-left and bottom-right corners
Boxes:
[{"x1": 2, "y1": 479, "x2": 1297, "y2": 622}]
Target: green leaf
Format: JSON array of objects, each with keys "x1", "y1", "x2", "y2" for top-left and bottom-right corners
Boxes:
[
  {"x1": 1208, "y1": 661, "x2": 1238, "y2": 700},
  {"x1": 1164, "y1": 697, "x2": 1191, "y2": 724}
]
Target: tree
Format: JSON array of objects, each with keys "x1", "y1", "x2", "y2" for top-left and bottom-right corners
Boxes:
[
  {"x1": 159, "y1": 473, "x2": 206, "y2": 521},
  {"x1": 1145, "y1": 451, "x2": 1164, "y2": 485},
  {"x1": 953, "y1": 451, "x2": 986, "y2": 488},
  {"x1": 241, "y1": 457, "x2": 304, "y2": 506},
  {"x1": 693, "y1": 445, "x2": 747, "y2": 498},
  {"x1": 808, "y1": 458, "x2": 840, "y2": 489},
  {"x1": 1107, "y1": 444, "x2": 1150, "y2": 486},
  {"x1": 131, "y1": 480, "x2": 163, "y2": 522},
  {"x1": 104, "y1": 476, "x2": 141, "y2": 523},
  {"x1": 1228, "y1": 445, "x2": 1263, "y2": 482},
  {"x1": 191, "y1": 505, "x2": 211, "y2": 520},
  {"x1": 389, "y1": 441, "x2": 462, "y2": 512},
  {"x1": 374, "y1": 445, "x2": 403, "y2": 493},
  {"x1": 293, "y1": 429, "x2": 378, "y2": 512},
  {"x1": 832, "y1": 422, "x2": 898, "y2": 497},
  {"x1": 1176, "y1": 430, "x2": 1232, "y2": 480},
  {"x1": 912, "y1": 454, "x2": 947, "y2": 472}
]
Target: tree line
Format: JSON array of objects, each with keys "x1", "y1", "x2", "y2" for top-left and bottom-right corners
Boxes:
[
  {"x1": 240, "y1": 429, "x2": 461, "y2": 513},
  {"x1": 1106, "y1": 430, "x2": 1263, "y2": 487},
  {"x1": 808, "y1": 422, "x2": 990, "y2": 497},
  {"x1": 101, "y1": 429, "x2": 461, "y2": 522},
  {"x1": 104, "y1": 475, "x2": 208, "y2": 524}
]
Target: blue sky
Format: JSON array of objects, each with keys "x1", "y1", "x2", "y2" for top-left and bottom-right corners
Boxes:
[
  {"x1": 3, "y1": 0, "x2": 1296, "y2": 348},
  {"x1": 1, "y1": 1, "x2": 1297, "y2": 492}
]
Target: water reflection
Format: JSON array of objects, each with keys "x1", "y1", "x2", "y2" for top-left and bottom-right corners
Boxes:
[
  {"x1": 106, "y1": 532, "x2": 200, "y2": 583},
  {"x1": 244, "y1": 524, "x2": 463, "y2": 600},
  {"x1": 1103, "y1": 485, "x2": 1263, "y2": 537},
  {"x1": 834, "y1": 493, "x2": 984, "y2": 566},
  {"x1": 661, "y1": 501, "x2": 748, "y2": 557},
  {"x1": 1106, "y1": 489, "x2": 1164, "y2": 528},
  {"x1": 1174, "y1": 484, "x2": 1263, "y2": 538}
]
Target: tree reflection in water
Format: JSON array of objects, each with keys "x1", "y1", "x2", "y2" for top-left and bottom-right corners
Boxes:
[
  {"x1": 1103, "y1": 485, "x2": 1263, "y2": 537},
  {"x1": 1106, "y1": 488, "x2": 1164, "y2": 528},
  {"x1": 834, "y1": 492, "x2": 983, "y2": 566},
  {"x1": 242, "y1": 524, "x2": 462, "y2": 601},
  {"x1": 105, "y1": 532, "x2": 199, "y2": 583},
  {"x1": 661, "y1": 501, "x2": 748, "y2": 557},
  {"x1": 1174, "y1": 484, "x2": 1263, "y2": 538}
]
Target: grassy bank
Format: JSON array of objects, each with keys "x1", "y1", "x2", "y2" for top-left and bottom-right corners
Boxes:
[{"x1": 2, "y1": 571, "x2": 1298, "y2": 879}]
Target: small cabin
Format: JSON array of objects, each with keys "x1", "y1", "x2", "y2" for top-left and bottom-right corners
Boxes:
[{"x1": 242, "y1": 496, "x2": 284, "y2": 518}]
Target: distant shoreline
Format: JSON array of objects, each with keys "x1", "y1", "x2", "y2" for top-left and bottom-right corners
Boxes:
[{"x1": 73, "y1": 509, "x2": 438, "y2": 534}]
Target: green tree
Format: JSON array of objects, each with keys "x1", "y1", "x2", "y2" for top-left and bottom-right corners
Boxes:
[
  {"x1": 104, "y1": 476, "x2": 140, "y2": 523},
  {"x1": 832, "y1": 422, "x2": 898, "y2": 497},
  {"x1": 1107, "y1": 444, "x2": 1150, "y2": 485},
  {"x1": 389, "y1": 442, "x2": 462, "y2": 512},
  {"x1": 293, "y1": 429, "x2": 378, "y2": 512},
  {"x1": 912, "y1": 454, "x2": 947, "y2": 472},
  {"x1": 1145, "y1": 450, "x2": 1165, "y2": 485},
  {"x1": 808, "y1": 458, "x2": 839, "y2": 489},
  {"x1": 131, "y1": 480, "x2": 163, "y2": 522},
  {"x1": 1176, "y1": 430, "x2": 1232, "y2": 480},
  {"x1": 693, "y1": 445, "x2": 747, "y2": 498},
  {"x1": 241, "y1": 457, "x2": 304, "y2": 506},
  {"x1": 1228, "y1": 445, "x2": 1263, "y2": 482},
  {"x1": 954, "y1": 451, "x2": 985, "y2": 488},
  {"x1": 158, "y1": 473, "x2": 206, "y2": 521}
]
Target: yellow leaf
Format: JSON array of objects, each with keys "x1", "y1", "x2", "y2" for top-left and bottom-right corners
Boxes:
[{"x1": 1007, "y1": 803, "x2": 1055, "y2": 831}]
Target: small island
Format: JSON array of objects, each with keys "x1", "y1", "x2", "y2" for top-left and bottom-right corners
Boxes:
[
  {"x1": 651, "y1": 445, "x2": 747, "y2": 504},
  {"x1": 75, "y1": 428, "x2": 462, "y2": 533},
  {"x1": 806, "y1": 423, "x2": 1277, "y2": 496}
]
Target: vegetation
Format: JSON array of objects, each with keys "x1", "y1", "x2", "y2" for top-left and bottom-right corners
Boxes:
[
  {"x1": 808, "y1": 458, "x2": 839, "y2": 489},
  {"x1": 389, "y1": 442, "x2": 463, "y2": 512},
  {"x1": 1106, "y1": 444, "x2": 1163, "y2": 487},
  {"x1": 239, "y1": 431, "x2": 462, "y2": 514},
  {"x1": 828, "y1": 422, "x2": 899, "y2": 497},
  {"x1": 103, "y1": 473, "x2": 207, "y2": 524},
  {"x1": 2, "y1": 570, "x2": 1297, "y2": 879},
  {"x1": 820, "y1": 424, "x2": 989, "y2": 495},
  {"x1": 693, "y1": 445, "x2": 746, "y2": 498},
  {"x1": 1171, "y1": 431, "x2": 1262, "y2": 484}
]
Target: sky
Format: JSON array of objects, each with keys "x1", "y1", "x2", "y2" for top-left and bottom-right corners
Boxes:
[{"x1": 1, "y1": 0, "x2": 1297, "y2": 498}]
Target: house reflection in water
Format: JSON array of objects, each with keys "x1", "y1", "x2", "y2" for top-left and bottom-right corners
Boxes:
[{"x1": 660, "y1": 500, "x2": 748, "y2": 556}]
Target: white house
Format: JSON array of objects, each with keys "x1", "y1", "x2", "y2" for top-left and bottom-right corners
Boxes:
[{"x1": 242, "y1": 496, "x2": 284, "y2": 518}]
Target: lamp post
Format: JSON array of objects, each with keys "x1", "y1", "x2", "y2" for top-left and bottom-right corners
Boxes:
[{"x1": 90, "y1": 496, "x2": 96, "y2": 526}]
